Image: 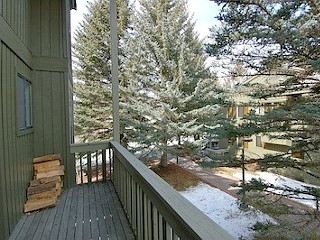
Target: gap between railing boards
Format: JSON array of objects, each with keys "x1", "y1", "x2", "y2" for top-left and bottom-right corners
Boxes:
[{"x1": 70, "y1": 141, "x2": 112, "y2": 184}]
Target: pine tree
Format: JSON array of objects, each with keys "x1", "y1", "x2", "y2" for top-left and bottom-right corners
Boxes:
[
  {"x1": 121, "y1": 0, "x2": 221, "y2": 167},
  {"x1": 206, "y1": 0, "x2": 320, "y2": 213},
  {"x1": 73, "y1": 0, "x2": 130, "y2": 141}
]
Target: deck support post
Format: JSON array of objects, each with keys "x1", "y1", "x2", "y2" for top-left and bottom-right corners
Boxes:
[{"x1": 110, "y1": 0, "x2": 120, "y2": 143}]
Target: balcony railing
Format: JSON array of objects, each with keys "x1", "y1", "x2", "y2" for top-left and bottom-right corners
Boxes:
[
  {"x1": 70, "y1": 141, "x2": 111, "y2": 184},
  {"x1": 70, "y1": 140, "x2": 233, "y2": 239},
  {"x1": 110, "y1": 141, "x2": 233, "y2": 240}
]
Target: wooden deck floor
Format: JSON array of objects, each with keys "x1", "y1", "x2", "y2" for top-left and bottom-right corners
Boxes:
[{"x1": 10, "y1": 181, "x2": 135, "y2": 240}]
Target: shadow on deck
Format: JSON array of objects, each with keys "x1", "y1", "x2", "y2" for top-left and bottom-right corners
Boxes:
[{"x1": 10, "y1": 181, "x2": 135, "y2": 240}]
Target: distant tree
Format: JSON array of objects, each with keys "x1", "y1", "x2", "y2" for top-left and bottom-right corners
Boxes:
[
  {"x1": 73, "y1": 0, "x2": 130, "y2": 141},
  {"x1": 206, "y1": 0, "x2": 320, "y2": 215},
  {"x1": 121, "y1": 0, "x2": 223, "y2": 167}
]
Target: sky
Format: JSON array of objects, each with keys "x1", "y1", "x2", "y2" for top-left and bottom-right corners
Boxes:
[{"x1": 70, "y1": 0, "x2": 220, "y2": 41}]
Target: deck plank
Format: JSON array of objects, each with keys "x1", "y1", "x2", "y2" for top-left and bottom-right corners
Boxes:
[
  {"x1": 9, "y1": 214, "x2": 27, "y2": 239},
  {"x1": 10, "y1": 214, "x2": 35, "y2": 240},
  {"x1": 58, "y1": 187, "x2": 74, "y2": 239},
  {"x1": 107, "y1": 181, "x2": 135, "y2": 240},
  {"x1": 40, "y1": 200, "x2": 59, "y2": 239},
  {"x1": 10, "y1": 182, "x2": 135, "y2": 240},
  {"x1": 32, "y1": 208, "x2": 51, "y2": 239},
  {"x1": 74, "y1": 185, "x2": 84, "y2": 240},
  {"x1": 66, "y1": 186, "x2": 79, "y2": 240},
  {"x1": 24, "y1": 212, "x2": 42, "y2": 240},
  {"x1": 98, "y1": 181, "x2": 117, "y2": 239},
  {"x1": 93, "y1": 183, "x2": 109, "y2": 240},
  {"x1": 48, "y1": 186, "x2": 72, "y2": 240},
  {"x1": 105, "y1": 181, "x2": 133, "y2": 240},
  {"x1": 104, "y1": 181, "x2": 126, "y2": 239},
  {"x1": 82, "y1": 184, "x2": 91, "y2": 240},
  {"x1": 89, "y1": 184, "x2": 100, "y2": 240}
]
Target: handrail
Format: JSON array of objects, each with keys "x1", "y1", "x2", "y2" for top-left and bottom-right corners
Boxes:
[
  {"x1": 110, "y1": 141, "x2": 234, "y2": 240},
  {"x1": 70, "y1": 141, "x2": 111, "y2": 184},
  {"x1": 70, "y1": 141, "x2": 110, "y2": 153}
]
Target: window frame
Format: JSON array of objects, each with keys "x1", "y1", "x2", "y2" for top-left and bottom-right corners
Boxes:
[
  {"x1": 238, "y1": 106, "x2": 244, "y2": 118},
  {"x1": 256, "y1": 135, "x2": 262, "y2": 147},
  {"x1": 16, "y1": 73, "x2": 33, "y2": 135}
]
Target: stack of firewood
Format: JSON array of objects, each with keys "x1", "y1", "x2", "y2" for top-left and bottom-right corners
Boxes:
[{"x1": 24, "y1": 154, "x2": 64, "y2": 213}]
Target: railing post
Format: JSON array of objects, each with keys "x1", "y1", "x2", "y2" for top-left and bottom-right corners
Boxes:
[
  {"x1": 87, "y1": 152, "x2": 92, "y2": 183},
  {"x1": 80, "y1": 153, "x2": 84, "y2": 184},
  {"x1": 102, "y1": 149, "x2": 107, "y2": 181},
  {"x1": 109, "y1": 147, "x2": 113, "y2": 181}
]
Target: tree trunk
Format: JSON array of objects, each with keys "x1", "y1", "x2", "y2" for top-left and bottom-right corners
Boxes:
[
  {"x1": 160, "y1": 149, "x2": 168, "y2": 168},
  {"x1": 160, "y1": 138, "x2": 168, "y2": 168}
]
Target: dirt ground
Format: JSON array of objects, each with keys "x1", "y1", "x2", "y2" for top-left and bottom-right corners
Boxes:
[{"x1": 153, "y1": 163, "x2": 200, "y2": 191}]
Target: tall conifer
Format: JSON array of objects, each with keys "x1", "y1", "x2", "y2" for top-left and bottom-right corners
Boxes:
[
  {"x1": 122, "y1": 0, "x2": 222, "y2": 167},
  {"x1": 73, "y1": 0, "x2": 130, "y2": 141}
]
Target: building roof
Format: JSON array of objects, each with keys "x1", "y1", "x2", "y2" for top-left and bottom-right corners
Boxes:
[{"x1": 242, "y1": 74, "x2": 288, "y2": 86}]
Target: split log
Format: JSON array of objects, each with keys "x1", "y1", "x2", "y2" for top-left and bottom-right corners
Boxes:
[
  {"x1": 27, "y1": 181, "x2": 60, "y2": 196},
  {"x1": 28, "y1": 189, "x2": 59, "y2": 200},
  {"x1": 35, "y1": 165, "x2": 64, "y2": 174},
  {"x1": 29, "y1": 176, "x2": 61, "y2": 187},
  {"x1": 35, "y1": 165, "x2": 65, "y2": 179},
  {"x1": 34, "y1": 160, "x2": 60, "y2": 172},
  {"x1": 33, "y1": 154, "x2": 61, "y2": 164},
  {"x1": 24, "y1": 197, "x2": 57, "y2": 213}
]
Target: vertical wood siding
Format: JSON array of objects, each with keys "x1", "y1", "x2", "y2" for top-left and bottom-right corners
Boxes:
[
  {"x1": 33, "y1": 70, "x2": 73, "y2": 187},
  {"x1": 31, "y1": 0, "x2": 74, "y2": 188},
  {"x1": 0, "y1": 0, "x2": 74, "y2": 238},
  {"x1": 0, "y1": 44, "x2": 33, "y2": 239},
  {"x1": 0, "y1": 0, "x2": 31, "y2": 50},
  {"x1": 0, "y1": 2, "x2": 33, "y2": 238},
  {"x1": 0, "y1": 39, "x2": 8, "y2": 240},
  {"x1": 31, "y1": 0, "x2": 66, "y2": 58}
]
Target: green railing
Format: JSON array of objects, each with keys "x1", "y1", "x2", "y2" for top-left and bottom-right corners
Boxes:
[
  {"x1": 70, "y1": 141, "x2": 111, "y2": 184},
  {"x1": 110, "y1": 141, "x2": 234, "y2": 240}
]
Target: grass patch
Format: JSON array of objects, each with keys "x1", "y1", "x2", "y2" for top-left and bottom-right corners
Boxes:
[{"x1": 152, "y1": 163, "x2": 200, "y2": 191}]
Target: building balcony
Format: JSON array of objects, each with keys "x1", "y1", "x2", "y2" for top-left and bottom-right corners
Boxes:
[{"x1": 10, "y1": 141, "x2": 233, "y2": 240}]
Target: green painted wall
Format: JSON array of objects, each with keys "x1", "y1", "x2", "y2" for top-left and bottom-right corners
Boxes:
[
  {"x1": 30, "y1": 0, "x2": 75, "y2": 188},
  {"x1": 0, "y1": 43, "x2": 34, "y2": 239},
  {"x1": 0, "y1": 40, "x2": 8, "y2": 240},
  {"x1": 0, "y1": 0, "x2": 75, "y2": 238},
  {"x1": 0, "y1": 1, "x2": 33, "y2": 238}
]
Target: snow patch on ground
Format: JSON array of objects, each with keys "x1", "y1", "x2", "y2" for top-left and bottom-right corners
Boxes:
[
  {"x1": 180, "y1": 183, "x2": 276, "y2": 240},
  {"x1": 233, "y1": 171, "x2": 320, "y2": 209}
]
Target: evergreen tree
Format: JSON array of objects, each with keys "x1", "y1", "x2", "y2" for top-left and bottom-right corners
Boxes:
[
  {"x1": 121, "y1": 0, "x2": 222, "y2": 167},
  {"x1": 73, "y1": 0, "x2": 130, "y2": 142},
  {"x1": 206, "y1": 0, "x2": 320, "y2": 213}
]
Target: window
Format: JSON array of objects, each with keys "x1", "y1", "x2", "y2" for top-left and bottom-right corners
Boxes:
[
  {"x1": 256, "y1": 136, "x2": 262, "y2": 147},
  {"x1": 243, "y1": 106, "x2": 249, "y2": 116},
  {"x1": 228, "y1": 106, "x2": 237, "y2": 118},
  {"x1": 238, "y1": 105, "x2": 249, "y2": 118},
  {"x1": 255, "y1": 106, "x2": 262, "y2": 115},
  {"x1": 228, "y1": 106, "x2": 232, "y2": 117},
  {"x1": 292, "y1": 149, "x2": 304, "y2": 159},
  {"x1": 264, "y1": 103, "x2": 271, "y2": 112},
  {"x1": 238, "y1": 106, "x2": 244, "y2": 118},
  {"x1": 17, "y1": 75, "x2": 32, "y2": 131}
]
